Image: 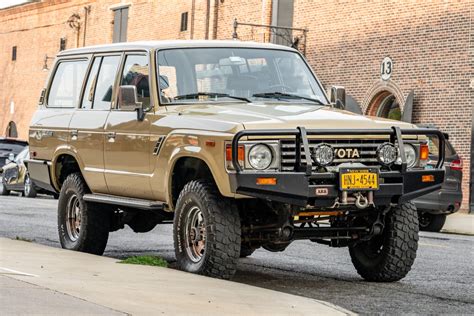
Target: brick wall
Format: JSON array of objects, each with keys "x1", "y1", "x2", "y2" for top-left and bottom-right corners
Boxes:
[{"x1": 0, "y1": 0, "x2": 471, "y2": 210}]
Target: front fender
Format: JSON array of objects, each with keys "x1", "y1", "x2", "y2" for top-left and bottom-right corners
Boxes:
[{"x1": 150, "y1": 130, "x2": 235, "y2": 206}]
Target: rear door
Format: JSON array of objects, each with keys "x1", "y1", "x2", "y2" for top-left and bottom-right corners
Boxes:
[
  {"x1": 29, "y1": 58, "x2": 89, "y2": 160},
  {"x1": 69, "y1": 54, "x2": 122, "y2": 193},
  {"x1": 104, "y1": 52, "x2": 153, "y2": 199}
]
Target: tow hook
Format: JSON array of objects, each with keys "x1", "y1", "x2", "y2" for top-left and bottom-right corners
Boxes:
[{"x1": 355, "y1": 193, "x2": 369, "y2": 209}]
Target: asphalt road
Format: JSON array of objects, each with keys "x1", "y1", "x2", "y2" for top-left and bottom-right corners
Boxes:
[{"x1": 1, "y1": 194, "x2": 473, "y2": 314}]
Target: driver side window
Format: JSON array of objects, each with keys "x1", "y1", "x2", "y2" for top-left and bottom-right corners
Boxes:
[{"x1": 119, "y1": 54, "x2": 150, "y2": 109}]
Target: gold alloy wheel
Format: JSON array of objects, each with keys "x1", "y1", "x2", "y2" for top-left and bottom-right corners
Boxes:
[{"x1": 184, "y1": 206, "x2": 207, "y2": 263}]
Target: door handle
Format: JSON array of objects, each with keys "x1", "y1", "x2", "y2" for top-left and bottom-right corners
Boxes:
[
  {"x1": 70, "y1": 130, "x2": 78, "y2": 140},
  {"x1": 107, "y1": 132, "x2": 116, "y2": 142}
]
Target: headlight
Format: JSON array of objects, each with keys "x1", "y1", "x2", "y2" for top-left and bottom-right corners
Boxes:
[
  {"x1": 395, "y1": 144, "x2": 417, "y2": 168},
  {"x1": 311, "y1": 144, "x2": 334, "y2": 166},
  {"x1": 376, "y1": 143, "x2": 398, "y2": 165},
  {"x1": 248, "y1": 144, "x2": 273, "y2": 170},
  {"x1": 403, "y1": 144, "x2": 417, "y2": 168}
]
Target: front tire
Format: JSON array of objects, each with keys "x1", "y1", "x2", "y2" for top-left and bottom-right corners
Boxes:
[
  {"x1": 0, "y1": 177, "x2": 10, "y2": 196},
  {"x1": 58, "y1": 173, "x2": 109, "y2": 255},
  {"x1": 419, "y1": 212, "x2": 446, "y2": 232},
  {"x1": 174, "y1": 180, "x2": 241, "y2": 279},
  {"x1": 24, "y1": 174, "x2": 37, "y2": 198},
  {"x1": 349, "y1": 202, "x2": 419, "y2": 282}
]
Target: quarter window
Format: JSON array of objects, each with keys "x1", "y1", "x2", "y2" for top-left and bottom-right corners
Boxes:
[
  {"x1": 120, "y1": 55, "x2": 150, "y2": 109},
  {"x1": 48, "y1": 60, "x2": 88, "y2": 108},
  {"x1": 93, "y1": 55, "x2": 121, "y2": 110}
]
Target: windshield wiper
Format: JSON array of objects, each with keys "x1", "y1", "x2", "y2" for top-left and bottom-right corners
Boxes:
[
  {"x1": 253, "y1": 92, "x2": 325, "y2": 105},
  {"x1": 174, "y1": 92, "x2": 251, "y2": 103}
]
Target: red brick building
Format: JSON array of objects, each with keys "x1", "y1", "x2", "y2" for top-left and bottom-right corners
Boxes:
[{"x1": 0, "y1": 0, "x2": 472, "y2": 211}]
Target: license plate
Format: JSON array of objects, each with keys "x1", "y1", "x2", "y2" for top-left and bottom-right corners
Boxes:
[{"x1": 339, "y1": 168, "x2": 379, "y2": 191}]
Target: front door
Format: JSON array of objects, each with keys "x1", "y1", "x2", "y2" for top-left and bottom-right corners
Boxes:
[
  {"x1": 69, "y1": 54, "x2": 121, "y2": 193},
  {"x1": 104, "y1": 53, "x2": 153, "y2": 199}
]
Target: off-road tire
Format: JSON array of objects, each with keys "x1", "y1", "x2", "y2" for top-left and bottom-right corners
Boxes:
[
  {"x1": 0, "y1": 177, "x2": 10, "y2": 196},
  {"x1": 174, "y1": 180, "x2": 241, "y2": 279},
  {"x1": 58, "y1": 173, "x2": 109, "y2": 255},
  {"x1": 419, "y1": 212, "x2": 446, "y2": 232},
  {"x1": 240, "y1": 244, "x2": 257, "y2": 258},
  {"x1": 23, "y1": 174, "x2": 37, "y2": 198},
  {"x1": 349, "y1": 202, "x2": 419, "y2": 282}
]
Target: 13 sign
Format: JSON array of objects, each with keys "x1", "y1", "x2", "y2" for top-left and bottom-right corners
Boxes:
[{"x1": 380, "y1": 57, "x2": 393, "y2": 80}]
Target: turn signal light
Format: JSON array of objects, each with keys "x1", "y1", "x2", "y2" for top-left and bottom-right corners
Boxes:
[
  {"x1": 226, "y1": 144, "x2": 245, "y2": 162},
  {"x1": 420, "y1": 144, "x2": 429, "y2": 160},
  {"x1": 422, "y1": 175, "x2": 435, "y2": 182},
  {"x1": 256, "y1": 177, "x2": 277, "y2": 185}
]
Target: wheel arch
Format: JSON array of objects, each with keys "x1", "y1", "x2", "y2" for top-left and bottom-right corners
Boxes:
[
  {"x1": 51, "y1": 149, "x2": 86, "y2": 191},
  {"x1": 168, "y1": 156, "x2": 216, "y2": 209}
]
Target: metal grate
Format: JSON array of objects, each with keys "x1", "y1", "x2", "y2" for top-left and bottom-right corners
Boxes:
[
  {"x1": 280, "y1": 139, "x2": 388, "y2": 171},
  {"x1": 153, "y1": 137, "x2": 165, "y2": 156}
]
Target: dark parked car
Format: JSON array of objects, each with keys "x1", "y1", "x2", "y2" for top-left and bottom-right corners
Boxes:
[
  {"x1": 414, "y1": 136, "x2": 463, "y2": 232},
  {"x1": 0, "y1": 138, "x2": 27, "y2": 167}
]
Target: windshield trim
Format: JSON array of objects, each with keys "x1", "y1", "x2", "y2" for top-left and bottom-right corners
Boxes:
[{"x1": 155, "y1": 47, "x2": 330, "y2": 106}]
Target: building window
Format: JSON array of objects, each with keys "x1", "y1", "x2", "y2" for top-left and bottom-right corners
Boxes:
[
  {"x1": 6, "y1": 121, "x2": 18, "y2": 138},
  {"x1": 60, "y1": 37, "x2": 67, "y2": 51},
  {"x1": 12, "y1": 46, "x2": 17, "y2": 61},
  {"x1": 180, "y1": 12, "x2": 188, "y2": 32},
  {"x1": 112, "y1": 6, "x2": 129, "y2": 43}
]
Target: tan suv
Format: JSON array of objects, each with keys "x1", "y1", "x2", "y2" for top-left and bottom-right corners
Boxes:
[{"x1": 28, "y1": 40, "x2": 446, "y2": 281}]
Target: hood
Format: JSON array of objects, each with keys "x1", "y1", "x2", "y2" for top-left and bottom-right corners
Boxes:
[{"x1": 171, "y1": 102, "x2": 415, "y2": 131}]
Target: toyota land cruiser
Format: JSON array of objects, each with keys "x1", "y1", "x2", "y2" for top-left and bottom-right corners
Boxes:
[{"x1": 27, "y1": 40, "x2": 446, "y2": 281}]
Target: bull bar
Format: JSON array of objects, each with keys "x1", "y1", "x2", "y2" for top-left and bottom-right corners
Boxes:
[{"x1": 230, "y1": 126, "x2": 446, "y2": 207}]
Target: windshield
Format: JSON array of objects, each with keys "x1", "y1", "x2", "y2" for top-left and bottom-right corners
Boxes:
[{"x1": 157, "y1": 48, "x2": 328, "y2": 105}]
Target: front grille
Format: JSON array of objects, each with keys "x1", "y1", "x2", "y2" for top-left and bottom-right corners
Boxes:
[{"x1": 280, "y1": 139, "x2": 388, "y2": 171}]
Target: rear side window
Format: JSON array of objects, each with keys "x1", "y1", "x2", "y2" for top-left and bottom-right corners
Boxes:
[
  {"x1": 81, "y1": 57, "x2": 102, "y2": 109},
  {"x1": 93, "y1": 55, "x2": 121, "y2": 110},
  {"x1": 48, "y1": 60, "x2": 88, "y2": 108}
]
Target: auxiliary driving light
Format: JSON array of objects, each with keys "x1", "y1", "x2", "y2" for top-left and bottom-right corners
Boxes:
[
  {"x1": 312, "y1": 144, "x2": 334, "y2": 166},
  {"x1": 376, "y1": 143, "x2": 398, "y2": 165}
]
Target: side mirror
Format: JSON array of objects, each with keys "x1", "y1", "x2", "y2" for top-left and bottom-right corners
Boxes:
[
  {"x1": 329, "y1": 85, "x2": 346, "y2": 110},
  {"x1": 118, "y1": 85, "x2": 145, "y2": 121}
]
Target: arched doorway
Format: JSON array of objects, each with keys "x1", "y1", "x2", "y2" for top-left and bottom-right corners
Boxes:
[
  {"x1": 366, "y1": 91, "x2": 402, "y2": 121},
  {"x1": 5, "y1": 121, "x2": 18, "y2": 138}
]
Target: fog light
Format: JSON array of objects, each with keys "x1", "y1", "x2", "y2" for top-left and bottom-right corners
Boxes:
[
  {"x1": 312, "y1": 144, "x2": 334, "y2": 166},
  {"x1": 376, "y1": 143, "x2": 398, "y2": 165}
]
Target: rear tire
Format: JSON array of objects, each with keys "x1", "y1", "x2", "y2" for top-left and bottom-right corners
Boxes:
[
  {"x1": 0, "y1": 177, "x2": 10, "y2": 196},
  {"x1": 58, "y1": 173, "x2": 109, "y2": 255},
  {"x1": 349, "y1": 202, "x2": 419, "y2": 282},
  {"x1": 24, "y1": 174, "x2": 37, "y2": 198},
  {"x1": 419, "y1": 212, "x2": 446, "y2": 232},
  {"x1": 174, "y1": 180, "x2": 241, "y2": 279}
]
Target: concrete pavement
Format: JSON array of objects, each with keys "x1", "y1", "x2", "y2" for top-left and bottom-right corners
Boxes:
[
  {"x1": 442, "y1": 213, "x2": 474, "y2": 235},
  {"x1": 0, "y1": 238, "x2": 352, "y2": 315}
]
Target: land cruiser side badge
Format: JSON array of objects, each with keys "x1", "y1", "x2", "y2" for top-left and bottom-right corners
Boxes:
[{"x1": 315, "y1": 188, "x2": 329, "y2": 196}]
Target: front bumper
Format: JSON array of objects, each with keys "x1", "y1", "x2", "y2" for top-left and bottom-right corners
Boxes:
[
  {"x1": 230, "y1": 169, "x2": 444, "y2": 207},
  {"x1": 230, "y1": 126, "x2": 446, "y2": 207}
]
